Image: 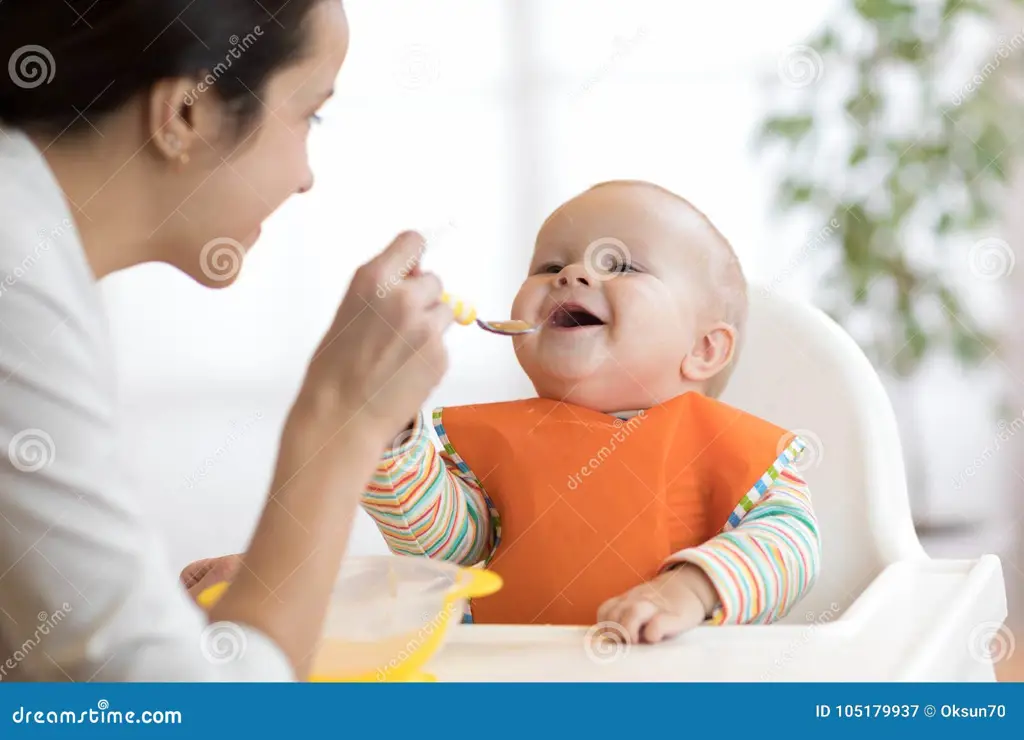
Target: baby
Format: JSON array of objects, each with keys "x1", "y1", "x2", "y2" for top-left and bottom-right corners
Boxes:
[{"x1": 362, "y1": 180, "x2": 821, "y2": 643}]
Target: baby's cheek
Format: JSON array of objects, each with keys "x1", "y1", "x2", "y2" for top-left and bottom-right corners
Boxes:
[{"x1": 510, "y1": 282, "x2": 544, "y2": 320}]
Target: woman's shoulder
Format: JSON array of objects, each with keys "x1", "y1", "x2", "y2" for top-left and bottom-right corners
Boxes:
[{"x1": 0, "y1": 129, "x2": 114, "y2": 407}]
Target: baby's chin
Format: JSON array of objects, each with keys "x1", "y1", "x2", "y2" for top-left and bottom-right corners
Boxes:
[
  {"x1": 525, "y1": 352, "x2": 684, "y2": 412},
  {"x1": 526, "y1": 359, "x2": 631, "y2": 411}
]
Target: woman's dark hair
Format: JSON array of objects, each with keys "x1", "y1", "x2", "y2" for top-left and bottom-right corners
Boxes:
[{"x1": 0, "y1": 0, "x2": 326, "y2": 138}]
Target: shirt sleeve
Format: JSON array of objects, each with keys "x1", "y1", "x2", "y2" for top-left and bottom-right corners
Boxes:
[
  {"x1": 0, "y1": 275, "x2": 293, "y2": 683},
  {"x1": 361, "y1": 411, "x2": 493, "y2": 566},
  {"x1": 660, "y1": 464, "x2": 821, "y2": 625}
]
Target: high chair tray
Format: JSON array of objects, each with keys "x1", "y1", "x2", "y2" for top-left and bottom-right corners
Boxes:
[{"x1": 427, "y1": 556, "x2": 1008, "y2": 682}]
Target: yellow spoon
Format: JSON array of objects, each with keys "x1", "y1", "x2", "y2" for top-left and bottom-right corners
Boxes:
[{"x1": 441, "y1": 292, "x2": 538, "y2": 336}]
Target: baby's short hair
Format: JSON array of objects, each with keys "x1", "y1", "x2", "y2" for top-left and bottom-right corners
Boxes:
[{"x1": 587, "y1": 180, "x2": 748, "y2": 397}]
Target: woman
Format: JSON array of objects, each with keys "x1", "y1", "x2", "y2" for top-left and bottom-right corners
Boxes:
[{"x1": 0, "y1": 0, "x2": 452, "y2": 681}]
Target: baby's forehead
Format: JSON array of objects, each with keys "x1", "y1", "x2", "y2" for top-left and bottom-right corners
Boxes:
[{"x1": 535, "y1": 183, "x2": 723, "y2": 265}]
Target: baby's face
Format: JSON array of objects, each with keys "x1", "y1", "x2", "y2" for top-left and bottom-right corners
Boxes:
[{"x1": 511, "y1": 183, "x2": 723, "y2": 413}]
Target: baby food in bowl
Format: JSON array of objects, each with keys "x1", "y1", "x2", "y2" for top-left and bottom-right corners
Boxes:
[{"x1": 197, "y1": 555, "x2": 501, "y2": 682}]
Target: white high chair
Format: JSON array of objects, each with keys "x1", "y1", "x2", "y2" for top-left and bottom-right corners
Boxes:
[{"x1": 429, "y1": 287, "x2": 1010, "y2": 682}]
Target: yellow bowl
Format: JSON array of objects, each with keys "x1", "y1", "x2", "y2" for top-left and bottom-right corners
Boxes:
[{"x1": 197, "y1": 555, "x2": 501, "y2": 682}]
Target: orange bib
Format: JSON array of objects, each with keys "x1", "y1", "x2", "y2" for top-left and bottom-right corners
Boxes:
[{"x1": 433, "y1": 392, "x2": 798, "y2": 625}]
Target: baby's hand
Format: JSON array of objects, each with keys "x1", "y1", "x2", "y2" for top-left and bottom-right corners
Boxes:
[{"x1": 596, "y1": 564, "x2": 717, "y2": 644}]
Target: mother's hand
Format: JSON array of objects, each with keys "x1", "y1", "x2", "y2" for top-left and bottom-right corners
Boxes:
[
  {"x1": 180, "y1": 554, "x2": 241, "y2": 603},
  {"x1": 296, "y1": 230, "x2": 453, "y2": 447},
  {"x1": 206, "y1": 231, "x2": 454, "y2": 679}
]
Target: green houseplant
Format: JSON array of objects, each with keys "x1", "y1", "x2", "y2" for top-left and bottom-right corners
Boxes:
[{"x1": 754, "y1": 0, "x2": 1024, "y2": 527}]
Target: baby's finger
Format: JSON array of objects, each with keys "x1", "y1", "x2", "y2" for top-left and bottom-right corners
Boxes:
[
  {"x1": 617, "y1": 599, "x2": 660, "y2": 644},
  {"x1": 595, "y1": 596, "x2": 622, "y2": 626},
  {"x1": 641, "y1": 611, "x2": 689, "y2": 644}
]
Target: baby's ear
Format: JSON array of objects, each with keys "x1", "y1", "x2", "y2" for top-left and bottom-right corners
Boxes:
[{"x1": 680, "y1": 322, "x2": 737, "y2": 384}]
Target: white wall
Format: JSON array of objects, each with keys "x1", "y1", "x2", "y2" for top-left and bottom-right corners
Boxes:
[{"x1": 99, "y1": 0, "x2": 1009, "y2": 572}]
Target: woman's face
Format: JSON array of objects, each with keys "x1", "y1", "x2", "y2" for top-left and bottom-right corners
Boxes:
[{"x1": 163, "y1": 1, "x2": 349, "y2": 287}]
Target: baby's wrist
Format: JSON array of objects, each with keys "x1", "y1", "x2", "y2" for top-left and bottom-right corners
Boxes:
[
  {"x1": 383, "y1": 413, "x2": 424, "y2": 456},
  {"x1": 664, "y1": 562, "x2": 719, "y2": 619}
]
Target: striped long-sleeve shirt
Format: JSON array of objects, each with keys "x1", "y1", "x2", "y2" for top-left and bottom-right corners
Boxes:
[{"x1": 362, "y1": 411, "x2": 821, "y2": 625}]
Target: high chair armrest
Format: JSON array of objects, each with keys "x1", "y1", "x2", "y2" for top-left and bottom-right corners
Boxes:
[
  {"x1": 429, "y1": 556, "x2": 1008, "y2": 682},
  {"x1": 838, "y1": 555, "x2": 1008, "y2": 681}
]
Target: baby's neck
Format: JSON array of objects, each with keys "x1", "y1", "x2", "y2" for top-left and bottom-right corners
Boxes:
[
  {"x1": 608, "y1": 408, "x2": 645, "y2": 420},
  {"x1": 591, "y1": 390, "x2": 707, "y2": 419}
]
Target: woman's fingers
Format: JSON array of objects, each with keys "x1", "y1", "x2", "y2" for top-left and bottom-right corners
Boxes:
[
  {"x1": 399, "y1": 271, "x2": 443, "y2": 306},
  {"x1": 358, "y1": 231, "x2": 425, "y2": 297},
  {"x1": 180, "y1": 559, "x2": 215, "y2": 589},
  {"x1": 180, "y1": 555, "x2": 242, "y2": 603},
  {"x1": 298, "y1": 230, "x2": 454, "y2": 448}
]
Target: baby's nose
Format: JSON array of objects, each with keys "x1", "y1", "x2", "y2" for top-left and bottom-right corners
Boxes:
[{"x1": 557, "y1": 264, "x2": 591, "y2": 287}]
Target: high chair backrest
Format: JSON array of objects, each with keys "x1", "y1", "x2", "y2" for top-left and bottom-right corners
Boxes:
[{"x1": 719, "y1": 287, "x2": 926, "y2": 623}]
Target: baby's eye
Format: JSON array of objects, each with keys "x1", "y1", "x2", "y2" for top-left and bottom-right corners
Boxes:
[
  {"x1": 535, "y1": 263, "x2": 563, "y2": 275},
  {"x1": 596, "y1": 254, "x2": 635, "y2": 274}
]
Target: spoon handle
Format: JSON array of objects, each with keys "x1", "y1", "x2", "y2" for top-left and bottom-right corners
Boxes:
[{"x1": 440, "y1": 292, "x2": 478, "y2": 326}]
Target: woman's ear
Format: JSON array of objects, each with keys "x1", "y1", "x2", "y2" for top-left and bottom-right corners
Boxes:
[
  {"x1": 681, "y1": 322, "x2": 737, "y2": 383},
  {"x1": 148, "y1": 76, "x2": 221, "y2": 165}
]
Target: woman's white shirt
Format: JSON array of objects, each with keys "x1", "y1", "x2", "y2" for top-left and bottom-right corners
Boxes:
[{"x1": 0, "y1": 128, "x2": 293, "y2": 681}]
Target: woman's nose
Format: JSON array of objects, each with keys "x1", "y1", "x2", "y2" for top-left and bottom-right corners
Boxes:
[{"x1": 557, "y1": 264, "x2": 591, "y2": 287}]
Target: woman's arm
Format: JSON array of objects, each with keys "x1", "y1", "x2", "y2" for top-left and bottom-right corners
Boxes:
[
  {"x1": 207, "y1": 405, "x2": 389, "y2": 677},
  {"x1": 0, "y1": 230, "x2": 451, "y2": 681}
]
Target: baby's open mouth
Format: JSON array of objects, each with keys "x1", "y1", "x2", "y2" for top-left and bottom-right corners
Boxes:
[{"x1": 548, "y1": 303, "x2": 606, "y2": 329}]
